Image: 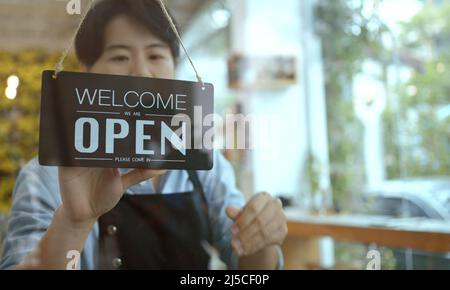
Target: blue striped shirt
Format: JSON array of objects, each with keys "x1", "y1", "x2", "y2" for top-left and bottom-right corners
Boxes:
[{"x1": 1, "y1": 152, "x2": 247, "y2": 269}]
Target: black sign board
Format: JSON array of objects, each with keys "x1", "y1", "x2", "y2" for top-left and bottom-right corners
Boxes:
[{"x1": 39, "y1": 71, "x2": 214, "y2": 170}]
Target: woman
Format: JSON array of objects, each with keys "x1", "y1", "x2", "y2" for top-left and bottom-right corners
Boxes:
[{"x1": 0, "y1": 0, "x2": 287, "y2": 270}]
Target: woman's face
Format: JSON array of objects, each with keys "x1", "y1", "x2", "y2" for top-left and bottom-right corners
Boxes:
[{"x1": 87, "y1": 14, "x2": 176, "y2": 79}]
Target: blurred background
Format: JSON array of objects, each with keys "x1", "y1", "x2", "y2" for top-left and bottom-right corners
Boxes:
[{"x1": 0, "y1": 0, "x2": 449, "y2": 269}]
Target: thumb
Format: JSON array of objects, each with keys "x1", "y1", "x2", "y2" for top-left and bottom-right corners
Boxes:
[{"x1": 226, "y1": 207, "x2": 242, "y2": 220}]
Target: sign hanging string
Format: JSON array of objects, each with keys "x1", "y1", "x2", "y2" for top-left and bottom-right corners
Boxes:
[
  {"x1": 54, "y1": 0, "x2": 205, "y2": 89},
  {"x1": 156, "y1": 0, "x2": 204, "y2": 89}
]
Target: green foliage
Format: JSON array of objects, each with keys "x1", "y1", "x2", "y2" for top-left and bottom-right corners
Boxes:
[
  {"x1": 0, "y1": 50, "x2": 78, "y2": 213},
  {"x1": 315, "y1": 0, "x2": 388, "y2": 211},
  {"x1": 399, "y1": 3, "x2": 450, "y2": 50},
  {"x1": 383, "y1": 3, "x2": 450, "y2": 179},
  {"x1": 317, "y1": 0, "x2": 449, "y2": 270},
  {"x1": 316, "y1": 0, "x2": 450, "y2": 208}
]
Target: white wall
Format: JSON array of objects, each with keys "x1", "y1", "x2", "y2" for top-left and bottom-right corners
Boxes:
[{"x1": 230, "y1": 0, "x2": 330, "y2": 200}]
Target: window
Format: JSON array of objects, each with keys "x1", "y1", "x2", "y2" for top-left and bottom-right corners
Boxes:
[{"x1": 316, "y1": 0, "x2": 450, "y2": 214}]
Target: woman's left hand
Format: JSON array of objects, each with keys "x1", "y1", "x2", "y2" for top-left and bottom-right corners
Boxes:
[{"x1": 226, "y1": 192, "x2": 288, "y2": 256}]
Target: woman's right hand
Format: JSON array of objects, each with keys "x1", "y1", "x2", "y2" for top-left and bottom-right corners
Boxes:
[{"x1": 58, "y1": 167, "x2": 165, "y2": 227}]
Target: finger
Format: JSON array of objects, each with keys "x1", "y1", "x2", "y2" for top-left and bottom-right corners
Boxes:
[
  {"x1": 241, "y1": 232, "x2": 265, "y2": 256},
  {"x1": 236, "y1": 198, "x2": 281, "y2": 242},
  {"x1": 269, "y1": 224, "x2": 289, "y2": 247},
  {"x1": 248, "y1": 234, "x2": 266, "y2": 256},
  {"x1": 121, "y1": 169, "x2": 166, "y2": 189},
  {"x1": 231, "y1": 238, "x2": 244, "y2": 256},
  {"x1": 276, "y1": 197, "x2": 283, "y2": 208},
  {"x1": 239, "y1": 215, "x2": 281, "y2": 255},
  {"x1": 234, "y1": 192, "x2": 271, "y2": 232},
  {"x1": 243, "y1": 223, "x2": 287, "y2": 256},
  {"x1": 226, "y1": 207, "x2": 242, "y2": 221},
  {"x1": 112, "y1": 168, "x2": 120, "y2": 177}
]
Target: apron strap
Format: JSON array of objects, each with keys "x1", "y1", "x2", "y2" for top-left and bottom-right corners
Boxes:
[
  {"x1": 187, "y1": 170, "x2": 207, "y2": 204},
  {"x1": 187, "y1": 170, "x2": 209, "y2": 216},
  {"x1": 187, "y1": 170, "x2": 213, "y2": 244}
]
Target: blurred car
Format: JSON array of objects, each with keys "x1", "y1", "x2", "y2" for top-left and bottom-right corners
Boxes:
[{"x1": 357, "y1": 177, "x2": 450, "y2": 270}]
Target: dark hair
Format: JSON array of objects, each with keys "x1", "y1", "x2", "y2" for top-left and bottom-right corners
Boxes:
[{"x1": 75, "y1": 0, "x2": 180, "y2": 67}]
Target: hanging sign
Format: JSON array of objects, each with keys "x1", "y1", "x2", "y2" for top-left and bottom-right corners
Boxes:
[{"x1": 38, "y1": 70, "x2": 214, "y2": 170}]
